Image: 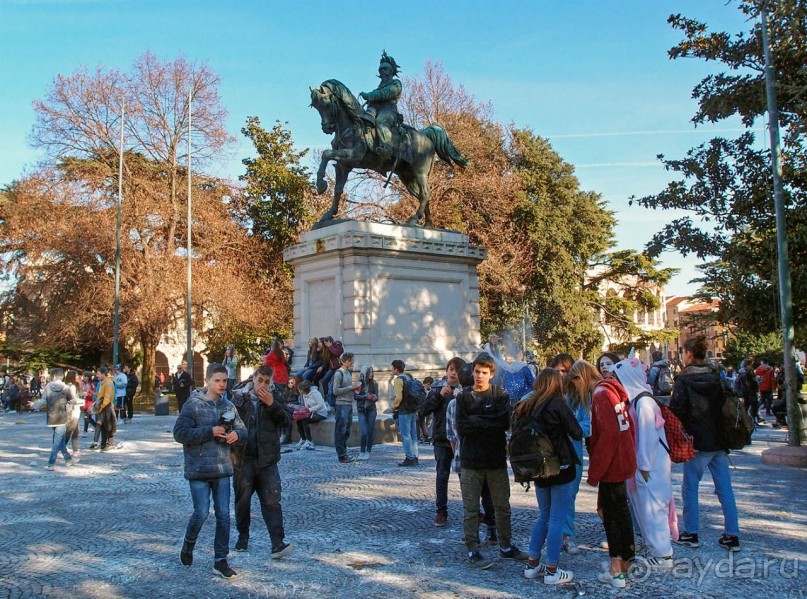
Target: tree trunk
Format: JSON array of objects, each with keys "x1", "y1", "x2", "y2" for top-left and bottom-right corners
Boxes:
[{"x1": 140, "y1": 330, "x2": 158, "y2": 399}]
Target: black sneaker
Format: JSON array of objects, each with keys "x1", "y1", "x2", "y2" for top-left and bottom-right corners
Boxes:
[
  {"x1": 213, "y1": 560, "x2": 237, "y2": 579},
  {"x1": 485, "y1": 527, "x2": 499, "y2": 546},
  {"x1": 397, "y1": 458, "x2": 416, "y2": 467},
  {"x1": 179, "y1": 538, "x2": 194, "y2": 566},
  {"x1": 271, "y1": 542, "x2": 294, "y2": 559},
  {"x1": 718, "y1": 534, "x2": 740, "y2": 552},
  {"x1": 339, "y1": 455, "x2": 355, "y2": 464},
  {"x1": 675, "y1": 532, "x2": 700, "y2": 548},
  {"x1": 235, "y1": 534, "x2": 248, "y2": 552},
  {"x1": 468, "y1": 550, "x2": 493, "y2": 569},
  {"x1": 499, "y1": 545, "x2": 529, "y2": 561},
  {"x1": 413, "y1": 457, "x2": 420, "y2": 465}
]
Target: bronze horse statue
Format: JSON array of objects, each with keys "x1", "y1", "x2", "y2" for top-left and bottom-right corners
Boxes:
[{"x1": 310, "y1": 79, "x2": 468, "y2": 227}]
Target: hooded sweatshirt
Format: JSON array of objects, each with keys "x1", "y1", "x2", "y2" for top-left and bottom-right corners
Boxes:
[
  {"x1": 614, "y1": 356, "x2": 671, "y2": 475},
  {"x1": 588, "y1": 378, "x2": 636, "y2": 486}
]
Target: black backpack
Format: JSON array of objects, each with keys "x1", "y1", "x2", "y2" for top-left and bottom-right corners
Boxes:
[
  {"x1": 508, "y1": 401, "x2": 559, "y2": 488},
  {"x1": 718, "y1": 380, "x2": 754, "y2": 450},
  {"x1": 400, "y1": 374, "x2": 427, "y2": 411}
]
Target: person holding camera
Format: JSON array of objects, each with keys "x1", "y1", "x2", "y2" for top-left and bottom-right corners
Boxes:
[
  {"x1": 230, "y1": 364, "x2": 294, "y2": 561},
  {"x1": 173, "y1": 363, "x2": 246, "y2": 579}
]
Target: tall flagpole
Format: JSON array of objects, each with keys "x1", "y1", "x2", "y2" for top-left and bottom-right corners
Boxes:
[
  {"x1": 186, "y1": 88, "x2": 194, "y2": 385},
  {"x1": 113, "y1": 97, "x2": 124, "y2": 366}
]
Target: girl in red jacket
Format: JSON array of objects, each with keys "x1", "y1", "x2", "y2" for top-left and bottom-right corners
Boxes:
[
  {"x1": 588, "y1": 377, "x2": 637, "y2": 589},
  {"x1": 263, "y1": 339, "x2": 289, "y2": 386}
]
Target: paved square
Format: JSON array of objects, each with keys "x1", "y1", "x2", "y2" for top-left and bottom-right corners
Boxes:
[{"x1": 1, "y1": 411, "x2": 804, "y2": 598}]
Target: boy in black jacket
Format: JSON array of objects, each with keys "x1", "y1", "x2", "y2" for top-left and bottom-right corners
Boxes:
[
  {"x1": 419, "y1": 357, "x2": 465, "y2": 527},
  {"x1": 456, "y1": 355, "x2": 528, "y2": 569},
  {"x1": 230, "y1": 365, "x2": 294, "y2": 560}
]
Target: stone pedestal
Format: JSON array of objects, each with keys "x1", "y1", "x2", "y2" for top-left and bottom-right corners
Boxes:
[{"x1": 283, "y1": 221, "x2": 487, "y2": 405}]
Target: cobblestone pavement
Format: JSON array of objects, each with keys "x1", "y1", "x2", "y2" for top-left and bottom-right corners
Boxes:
[{"x1": 1, "y1": 410, "x2": 805, "y2": 599}]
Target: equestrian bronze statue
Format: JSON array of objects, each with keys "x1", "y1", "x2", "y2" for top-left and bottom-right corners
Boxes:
[{"x1": 310, "y1": 52, "x2": 468, "y2": 227}]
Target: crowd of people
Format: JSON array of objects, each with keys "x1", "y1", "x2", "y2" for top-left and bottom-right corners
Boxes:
[{"x1": 17, "y1": 333, "x2": 805, "y2": 585}]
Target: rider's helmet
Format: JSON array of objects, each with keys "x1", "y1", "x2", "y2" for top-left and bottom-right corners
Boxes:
[{"x1": 378, "y1": 50, "x2": 401, "y2": 77}]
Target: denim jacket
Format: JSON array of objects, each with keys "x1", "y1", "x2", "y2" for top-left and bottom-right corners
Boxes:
[{"x1": 566, "y1": 392, "x2": 591, "y2": 461}]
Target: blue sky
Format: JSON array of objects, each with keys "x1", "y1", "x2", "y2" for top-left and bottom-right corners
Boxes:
[{"x1": 0, "y1": 0, "x2": 761, "y2": 295}]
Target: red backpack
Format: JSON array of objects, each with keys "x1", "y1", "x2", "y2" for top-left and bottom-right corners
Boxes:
[{"x1": 636, "y1": 392, "x2": 694, "y2": 463}]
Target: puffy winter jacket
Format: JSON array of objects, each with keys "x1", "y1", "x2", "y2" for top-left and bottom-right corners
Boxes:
[
  {"x1": 173, "y1": 390, "x2": 246, "y2": 480},
  {"x1": 669, "y1": 363, "x2": 725, "y2": 452},
  {"x1": 230, "y1": 382, "x2": 290, "y2": 470}
]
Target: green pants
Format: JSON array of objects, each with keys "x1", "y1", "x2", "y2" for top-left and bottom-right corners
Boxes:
[{"x1": 460, "y1": 467, "x2": 511, "y2": 551}]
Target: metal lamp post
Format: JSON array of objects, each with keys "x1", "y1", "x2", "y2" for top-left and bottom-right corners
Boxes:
[
  {"x1": 761, "y1": 5, "x2": 802, "y2": 446},
  {"x1": 186, "y1": 88, "x2": 194, "y2": 384},
  {"x1": 113, "y1": 97, "x2": 125, "y2": 366}
]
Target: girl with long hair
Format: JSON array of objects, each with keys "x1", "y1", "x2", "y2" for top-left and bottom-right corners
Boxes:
[
  {"x1": 263, "y1": 338, "x2": 289, "y2": 386},
  {"x1": 596, "y1": 352, "x2": 621, "y2": 380},
  {"x1": 518, "y1": 368, "x2": 583, "y2": 585},
  {"x1": 561, "y1": 360, "x2": 601, "y2": 555}
]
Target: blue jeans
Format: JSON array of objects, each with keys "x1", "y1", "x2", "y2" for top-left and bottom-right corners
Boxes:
[
  {"x1": 562, "y1": 441, "x2": 584, "y2": 537},
  {"x1": 529, "y1": 480, "x2": 574, "y2": 566},
  {"x1": 682, "y1": 450, "x2": 739, "y2": 536},
  {"x1": 48, "y1": 424, "x2": 72, "y2": 465},
  {"x1": 333, "y1": 403, "x2": 353, "y2": 458},
  {"x1": 321, "y1": 369, "x2": 337, "y2": 407},
  {"x1": 397, "y1": 412, "x2": 419, "y2": 460},
  {"x1": 185, "y1": 477, "x2": 231, "y2": 562},
  {"x1": 357, "y1": 407, "x2": 377, "y2": 452}
]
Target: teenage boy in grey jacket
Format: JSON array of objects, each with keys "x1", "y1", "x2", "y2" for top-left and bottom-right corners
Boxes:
[{"x1": 173, "y1": 363, "x2": 246, "y2": 579}]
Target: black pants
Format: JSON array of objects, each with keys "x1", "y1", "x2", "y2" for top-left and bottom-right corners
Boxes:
[
  {"x1": 125, "y1": 393, "x2": 135, "y2": 420},
  {"x1": 597, "y1": 481, "x2": 635, "y2": 562},
  {"x1": 434, "y1": 444, "x2": 453, "y2": 514},
  {"x1": 99, "y1": 407, "x2": 117, "y2": 448},
  {"x1": 744, "y1": 393, "x2": 760, "y2": 421},
  {"x1": 233, "y1": 458, "x2": 285, "y2": 547},
  {"x1": 177, "y1": 394, "x2": 189, "y2": 413},
  {"x1": 296, "y1": 412, "x2": 325, "y2": 441}
]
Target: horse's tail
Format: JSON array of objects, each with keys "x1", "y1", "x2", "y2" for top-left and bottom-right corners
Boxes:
[{"x1": 421, "y1": 125, "x2": 470, "y2": 168}]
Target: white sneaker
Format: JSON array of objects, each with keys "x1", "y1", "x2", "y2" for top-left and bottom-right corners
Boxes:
[
  {"x1": 304, "y1": 441, "x2": 315, "y2": 451},
  {"x1": 523, "y1": 563, "x2": 546, "y2": 579},
  {"x1": 45, "y1": 464, "x2": 55, "y2": 471},
  {"x1": 544, "y1": 568, "x2": 573, "y2": 585},
  {"x1": 646, "y1": 555, "x2": 674, "y2": 570},
  {"x1": 66, "y1": 459, "x2": 76, "y2": 467},
  {"x1": 297, "y1": 438, "x2": 307, "y2": 449},
  {"x1": 598, "y1": 570, "x2": 626, "y2": 588},
  {"x1": 562, "y1": 538, "x2": 581, "y2": 555}
]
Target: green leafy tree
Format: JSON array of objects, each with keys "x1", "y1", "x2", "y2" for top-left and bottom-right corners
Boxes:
[
  {"x1": 239, "y1": 117, "x2": 315, "y2": 254},
  {"x1": 723, "y1": 331, "x2": 785, "y2": 368},
  {"x1": 633, "y1": 1, "x2": 807, "y2": 346}
]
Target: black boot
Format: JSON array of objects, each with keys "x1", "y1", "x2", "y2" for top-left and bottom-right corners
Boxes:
[
  {"x1": 180, "y1": 538, "x2": 195, "y2": 566},
  {"x1": 485, "y1": 525, "x2": 499, "y2": 546}
]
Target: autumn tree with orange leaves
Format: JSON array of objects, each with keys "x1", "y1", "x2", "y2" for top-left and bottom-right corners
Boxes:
[{"x1": 0, "y1": 52, "x2": 290, "y2": 394}]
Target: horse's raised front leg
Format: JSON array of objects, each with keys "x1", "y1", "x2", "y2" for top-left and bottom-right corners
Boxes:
[{"x1": 316, "y1": 150, "x2": 332, "y2": 195}]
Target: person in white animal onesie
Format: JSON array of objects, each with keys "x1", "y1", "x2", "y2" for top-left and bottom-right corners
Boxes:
[{"x1": 613, "y1": 352, "x2": 674, "y2": 568}]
